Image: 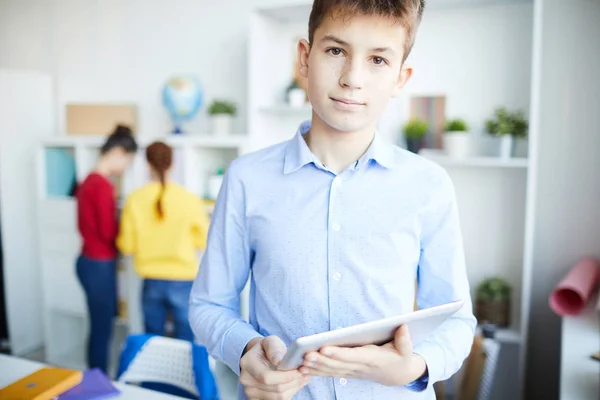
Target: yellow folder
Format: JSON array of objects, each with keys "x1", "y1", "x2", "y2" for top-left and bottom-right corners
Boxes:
[{"x1": 0, "y1": 366, "x2": 83, "y2": 400}]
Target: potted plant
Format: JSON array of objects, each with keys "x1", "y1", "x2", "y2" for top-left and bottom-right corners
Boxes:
[
  {"x1": 286, "y1": 80, "x2": 307, "y2": 108},
  {"x1": 402, "y1": 118, "x2": 428, "y2": 154},
  {"x1": 443, "y1": 118, "x2": 470, "y2": 158},
  {"x1": 485, "y1": 107, "x2": 528, "y2": 159},
  {"x1": 208, "y1": 100, "x2": 236, "y2": 136},
  {"x1": 475, "y1": 277, "x2": 511, "y2": 327}
]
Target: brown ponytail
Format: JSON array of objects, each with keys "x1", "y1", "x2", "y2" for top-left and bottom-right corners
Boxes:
[{"x1": 145, "y1": 142, "x2": 173, "y2": 219}]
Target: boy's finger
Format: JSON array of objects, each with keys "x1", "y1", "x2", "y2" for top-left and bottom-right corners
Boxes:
[
  {"x1": 318, "y1": 345, "x2": 377, "y2": 364},
  {"x1": 243, "y1": 354, "x2": 302, "y2": 385},
  {"x1": 262, "y1": 335, "x2": 288, "y2": 366},
  {"x1": 244, "y1": 376, "x2": 310, "y2": 399},
  {"x1": 259, "y1": 368, "x2": 305, "y2": 386},
  {"x1": 303, "y1": 352, "x2": 363, "y2": 376},
  {"x1": 393, "y1": 324, "x2": 413, "y2": 355}
]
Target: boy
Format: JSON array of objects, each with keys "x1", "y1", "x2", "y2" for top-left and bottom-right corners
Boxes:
[{"x1": 190, "y1": 0, "x2": 476, "y2": 399}]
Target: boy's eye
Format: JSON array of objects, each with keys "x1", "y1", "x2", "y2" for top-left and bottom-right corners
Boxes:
[
  {"x1": 328, "y1": 48, "x2": 343, "y2": 56},
  {"x1": 372, "y1": 57, "x2": 386, "y2": 65}
]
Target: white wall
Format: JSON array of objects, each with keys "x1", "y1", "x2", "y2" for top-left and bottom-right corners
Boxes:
[
  {"x1": 0, "y1": 0, "x2": 306, "y2": 138},
  {"x1": 0, "y1": 70, "x2": 55, "y2": 355},
  {"x1": 379, "y1": 2, "x2": 533, "y2": 152},
  {"x1": 524, "y1": 0, "x2": 600, "y2": 398},
  {"x1": 0, "y1": 0, "x2": 533, "y2": 143}
]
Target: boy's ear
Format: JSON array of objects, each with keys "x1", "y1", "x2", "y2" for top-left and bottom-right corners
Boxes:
[
  {"x1": 391, "y1": 64, "x2": 413, "y2": 98},
  {"x1": 297, "y1": 39, "x2": 311, "y2": 78}
]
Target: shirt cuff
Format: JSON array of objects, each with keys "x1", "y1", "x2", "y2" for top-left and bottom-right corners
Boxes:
[
  {"x1": 222, "y1": 322, "x2": 263, "y2": 376},
  {"x1": 405, "y1": 366, "x2": 429, "y2": 392},
  {"x1": 412, "y1": 340, "x2": 445, "y2": 388}
]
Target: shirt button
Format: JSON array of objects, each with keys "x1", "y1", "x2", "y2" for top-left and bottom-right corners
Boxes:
[
  {"x1": 339, "y1": 378, "x2": 347, "y2": 385},
  {"x1": 333, "y1": 272, "x2": 342, "y2": 281},
  {"x1": 332, "y1": 223, "x2": 341, "y2": 231}
]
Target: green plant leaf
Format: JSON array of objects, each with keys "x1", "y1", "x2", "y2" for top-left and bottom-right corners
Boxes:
[
  {"x1": 403, "y1": 118, "x2": 429, "y2": 140},
  {"x1": 486, "y1": 107, "x2": 528, "y2": 137},
  {"x1": 208, "y1": 100, "x2": 237, "y2": 115},
  {"x1": 476, "y1": 277, "x2": 512, "y2": 302},
  {"x1": 445, "y1": 119, "x2": 469, "y2": 132}
]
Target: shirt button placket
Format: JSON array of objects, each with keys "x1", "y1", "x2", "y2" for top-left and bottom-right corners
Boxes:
[{"x1": 328, "y1": 176, "x2": 343, "y2": 333}]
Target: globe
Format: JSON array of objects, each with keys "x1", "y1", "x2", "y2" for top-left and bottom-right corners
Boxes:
[{"x1": 162, "y1": 75, "x2": 204, "y2": 134}]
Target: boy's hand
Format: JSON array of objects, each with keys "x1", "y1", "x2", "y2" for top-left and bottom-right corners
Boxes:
[
  {"x1": 240, "y1": 336, "x2": 311, "y2": 400},
  {"x1": 300, "y1": 325, "x2": 427, "y2": 387}
]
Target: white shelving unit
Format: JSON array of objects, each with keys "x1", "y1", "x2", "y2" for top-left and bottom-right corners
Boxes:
[
  {"x1": 419, "y1": 149, "x2": 529, "y2": 169},
  {"x1": 37, "y1": 134, "x2": 248, "y2": 371},
  {"x1": 249, "y1": 2, "x2": 536, "y2": 399}
]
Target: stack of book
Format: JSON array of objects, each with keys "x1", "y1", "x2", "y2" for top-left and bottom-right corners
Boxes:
[{"x1": 0, "y1": 367, "x2": 120, "y2": 400}]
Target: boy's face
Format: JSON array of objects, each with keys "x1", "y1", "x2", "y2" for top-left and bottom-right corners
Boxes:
[{"x1": 298, "y1": 12, "x2": 413, "y2": 134}]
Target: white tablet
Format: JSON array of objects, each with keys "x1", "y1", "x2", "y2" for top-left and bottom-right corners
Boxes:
[{"x1": 277, "y1": 300, "x2": 465, "y2": 370}]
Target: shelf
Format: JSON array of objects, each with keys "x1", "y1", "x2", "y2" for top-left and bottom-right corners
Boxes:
[
  {"x1": 42, "y1": 136, "x2": 105, "y2": 147},
  {"x1": 42, "y1": 135, "x2": 249, "y2": 150},
  {"x1": 259, "y1": 105, "x2": 312, "y2": 115},
  {"x1": 476, "y1": 325, "x2": 522, "y2": 344},
  {"x1": 419, "y1": 149, "x2": 528, "y2": 168},
  {"x1": 494, "y1": 328, "x2": 522, "y2": 344},
  {"x1": 43, "y1": 195, "x2": 75, "y2": 202},
  {"x1": 165, "y1": 135, "x2": 249, "y2": 149}
]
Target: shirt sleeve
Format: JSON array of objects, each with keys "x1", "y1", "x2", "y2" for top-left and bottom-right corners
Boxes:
[
  {"x1": 116, "y1": 197, "x2": 136, "y2": 255},
  {"x1": 191, "y1": 198, "x2": 211, "y2": 251},
  {"x1": 412, "y1": 169, "x2": 477, "y2": 388},
  {"x1": 189, "y1": 161, "x2": 262, "y2": 375},
  {"x1": 96, "y1": 179, "x2": 118, "y2": 243},
  {"x1": 405, "y1": 367, "x2": 429, "y2": 392}
]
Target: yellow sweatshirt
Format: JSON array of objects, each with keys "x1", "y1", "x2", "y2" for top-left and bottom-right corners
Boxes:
[{"x1": 117, "y1": 182, "x2": 210, "y2": 280}]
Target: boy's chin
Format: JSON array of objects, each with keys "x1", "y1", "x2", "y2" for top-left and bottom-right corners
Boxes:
[{"x1": 320, "y1": 116, "x2": 373, "y2": 134}]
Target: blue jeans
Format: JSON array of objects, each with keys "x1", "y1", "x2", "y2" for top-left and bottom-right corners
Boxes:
[
  {"x1": 76, "y1": 255, "x2": 117, "y2": 374},
  {"x1": 142, "y1": 279, "x2": 194, "y2": 341}
]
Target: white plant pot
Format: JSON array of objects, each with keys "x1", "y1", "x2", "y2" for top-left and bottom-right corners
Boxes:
[
  {"x1": 207, "y1": 174, "x2": 224, "y2": 201},
  {"x1": 211, "y1": 114, "x2": 233, "y2": 136},
  {"x1": 288, "y1": 88, "x2": 307, "y2": 108},
  {"x1": 499, "y1": 135, "x2": 515, "y2": 159},
  {"x1": 443, "y1": 132, "x2": 470, "y2": 158}
]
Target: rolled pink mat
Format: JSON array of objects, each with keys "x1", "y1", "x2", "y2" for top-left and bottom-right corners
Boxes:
[{"x1": 549, "y1": 257, "x2": 600, "y2": 316}]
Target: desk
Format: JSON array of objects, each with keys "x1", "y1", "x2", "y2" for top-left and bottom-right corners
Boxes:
[
  {"x1": 560, "y1": 294, "x2": 600, "y2": 400},
  {"x1": 0, "y1": 354, "x2": 185, "y2": 399}
]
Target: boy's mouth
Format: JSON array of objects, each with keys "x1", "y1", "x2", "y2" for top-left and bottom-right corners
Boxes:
[{"x1": 330, "y1": 97, "x2": 365, "y2": 108}]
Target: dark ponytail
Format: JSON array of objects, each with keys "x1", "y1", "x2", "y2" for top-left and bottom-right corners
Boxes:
[
  {"x1": 100, "y1": 124, "x2": 138, "y2": 154},
  {"x1": 145, "y1": 141, "x2": 173, "y2": 219}
]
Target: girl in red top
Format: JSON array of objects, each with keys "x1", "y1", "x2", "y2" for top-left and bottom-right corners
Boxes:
[{"x1": 76, "y1": 125, "x2": 137, "y2": 373}]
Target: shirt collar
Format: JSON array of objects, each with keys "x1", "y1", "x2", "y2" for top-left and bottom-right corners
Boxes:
[
  {"x1": 357, "y1": 130, "x2": 395, "y2": 170},
  {"x1": 283, "y1": 120, "x2": 318, "y2": 174},
  {"x1": 283, "y1": 120, "x2": 395, "y2": 174}
]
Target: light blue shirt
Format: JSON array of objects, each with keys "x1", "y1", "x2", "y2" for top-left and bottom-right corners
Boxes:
[{"x1": 190, "y1": 121, "x2": 476, "y2": 400}]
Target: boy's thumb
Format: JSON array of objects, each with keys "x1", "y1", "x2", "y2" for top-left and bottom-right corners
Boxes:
[
  {"x1": 394, "y1": 324, "x2": 413, "y2": 355},
  {"x1": 262, "y1": 335, "x2": 287, "y2": 366}
]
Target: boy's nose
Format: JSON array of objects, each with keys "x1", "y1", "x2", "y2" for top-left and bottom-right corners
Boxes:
[{"x1": 339, "y1": 60, "x2": 364, "y2": 90}]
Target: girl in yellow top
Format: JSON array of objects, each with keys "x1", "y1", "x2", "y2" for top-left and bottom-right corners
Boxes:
[{"x1": 117, "y1": 141, "x2": 210, "y2": 340}]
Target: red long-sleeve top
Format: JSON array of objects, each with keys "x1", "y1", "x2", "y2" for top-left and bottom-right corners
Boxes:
[{"x1": 76, "y1": 173, "x2": 118, "y2": 260}]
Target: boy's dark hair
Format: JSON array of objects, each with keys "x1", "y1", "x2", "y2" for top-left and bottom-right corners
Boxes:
[
  {"x1": 308, "y1": 0, "x2": 426, "y2": 61},
  {"x1": 100, "y1": 124, "x2": 138, "y2": 154}
]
